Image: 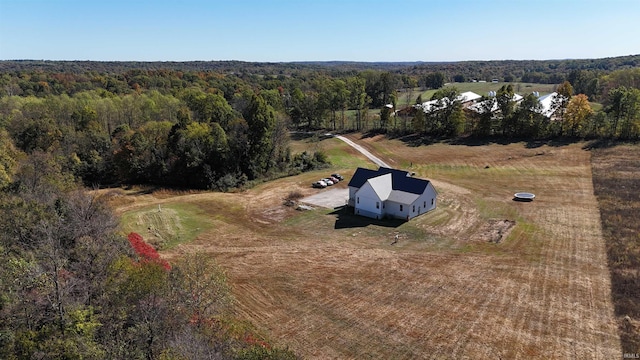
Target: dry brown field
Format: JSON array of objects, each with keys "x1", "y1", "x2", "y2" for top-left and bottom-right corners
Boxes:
[
  {"x1": 591, "y1": 144, "x2": 640, "y2": 354},
  {"x1": 116, "y1": 134, "x2": 622, "y2": 359}
]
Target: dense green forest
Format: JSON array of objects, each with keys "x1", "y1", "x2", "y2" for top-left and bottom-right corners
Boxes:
[
  {"x1": 1, "y1": 56, "x2": 640, "y2": 358},
  {"x1": 1, "y1": 56, "x2": 639, "y2": 191},
  {"x1": 2, "y1": 54, "x2": 639, "y2": 83}
]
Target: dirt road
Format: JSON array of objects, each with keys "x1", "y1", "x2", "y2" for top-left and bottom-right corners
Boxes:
[{"x1": 334, "y1": 135, "x2": 390, "y2": 167}]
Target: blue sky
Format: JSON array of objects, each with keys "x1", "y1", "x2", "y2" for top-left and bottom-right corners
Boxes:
[{"x1": 1, "y1": 0, "x2": 638, "y2": 62}]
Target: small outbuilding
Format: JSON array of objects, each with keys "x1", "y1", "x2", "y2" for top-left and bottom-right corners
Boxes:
[{"x1": 347, "y1": 167, "x2": 437, "y2": 220}]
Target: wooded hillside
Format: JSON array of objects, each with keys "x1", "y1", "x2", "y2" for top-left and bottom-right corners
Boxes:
[{"x1": 1, "y1": 55, "x2": 639, "y2": 190}]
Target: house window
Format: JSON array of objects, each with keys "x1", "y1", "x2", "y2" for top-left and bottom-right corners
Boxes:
[
  {"x1": 424, "y1": 201, "x2": 426, "y2": 208},
  {"x1": 431, "y1": 198, "x2": 434, "y2": 205},
  {"x1": 400, "y1": 204, "x2": 403, "y2": 212},
  {"x1": 383, "y1": 203, "x2": 385, "y2": 209},
  {"x1": 412, "y1": 205, "x2": 415, "y2": 212},
  {"x1": 376, "y1": 202, "x2": 379, "y2": 209},
  {"x1": 357, "y1": 197, "x2": 359, "y2": 204}
]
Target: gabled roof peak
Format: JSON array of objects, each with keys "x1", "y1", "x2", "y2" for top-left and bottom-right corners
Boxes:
[{"x1": 349, "y1": 167, "x2": 430, "y2": 195}]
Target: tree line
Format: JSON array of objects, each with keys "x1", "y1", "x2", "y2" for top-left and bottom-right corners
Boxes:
[
  {"x1": 1, "y1": 61, "x2": 640, "y2": 192},
  {"x1": 0, "y1": 87, "x2": 332, "y2": 190},
  {"x1": 406, "y1": 69, "x2": 640, "y2": 140},
  {"x1": 1, "y1": 62, "x2": 640, "y2": 193},
  {"x1": 2, "y1": 54, "x2": 638, "y2": 82}
]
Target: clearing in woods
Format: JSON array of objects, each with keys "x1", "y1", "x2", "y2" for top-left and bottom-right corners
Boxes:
[{"x1": 116, "y1": 134, "x2": 621, "y2": 359}]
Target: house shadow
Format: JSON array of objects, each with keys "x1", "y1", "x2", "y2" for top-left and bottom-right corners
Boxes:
[{"x1": 329, "y1": 206, "x2": 406, "y2": 229}]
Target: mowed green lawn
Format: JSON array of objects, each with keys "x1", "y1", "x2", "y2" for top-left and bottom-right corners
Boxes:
[{"x1": 120, "y1": 202, "x2": 213, "y2": 249}]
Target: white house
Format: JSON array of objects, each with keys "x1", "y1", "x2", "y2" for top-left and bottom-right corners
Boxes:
[{"x1": 347, "y1": 167, "x2": 437, "y2": 220}]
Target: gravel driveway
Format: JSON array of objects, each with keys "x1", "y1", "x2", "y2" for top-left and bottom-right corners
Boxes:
[
  {"x1": 300, "y1": 134, "x2": 385, "y2": 209},
  {"x1": 301, "y1": 188, "x2": 349, "y2": 209}
]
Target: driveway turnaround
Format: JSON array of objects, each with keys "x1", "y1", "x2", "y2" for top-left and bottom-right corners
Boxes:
[
  {"x1": 301, "y1": 135, "x2": 384, "y2": 209},
  {"x1": 301, "y1": 188, "x2": 349, "y2": 209}
]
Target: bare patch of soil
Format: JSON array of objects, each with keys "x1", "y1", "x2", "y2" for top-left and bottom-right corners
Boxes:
[
  {"x1": 255, "y1": 205, "x2": 294, "y2": 224},
  {"x1": 473, "y1": 219, "x2": 516, "y2": 243}
]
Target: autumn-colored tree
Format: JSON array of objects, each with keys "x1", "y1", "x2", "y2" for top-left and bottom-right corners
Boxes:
[
  {"x1": 564, "y1": 94, "x2": 593, "y2": 137},
  {"x1": 552, "y1": 81, "x2": 574, "y2": 135}
]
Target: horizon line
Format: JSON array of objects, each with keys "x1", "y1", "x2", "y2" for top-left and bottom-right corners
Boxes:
[{"x1": 2, "y1": 54, "x2": 639, "y2": 64}]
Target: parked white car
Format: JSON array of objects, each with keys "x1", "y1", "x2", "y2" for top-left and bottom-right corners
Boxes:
[
  {"x1": 321, "y1": 178, "x2": 334, "y2": 186},
  {"x1": 312, "y1": 180, "x2": 327, "y2": 188}
]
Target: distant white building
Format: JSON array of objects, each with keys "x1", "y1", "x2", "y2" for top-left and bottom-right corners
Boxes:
[
  {"x1": 457, "y1": 91, "x2": 482, "y2": 104},
  {"x1": 466, "y1": 93, "x2": 524, "y2": 114},
  {"x1": 415, "y1": 91, "x2": 482, "y2": 114},
  {"x1": 347, "y1": 167, "x2": 437, "y2": 220},
  {"x1": 537, "y1": 92, "x2": 558, "y2": 118}
]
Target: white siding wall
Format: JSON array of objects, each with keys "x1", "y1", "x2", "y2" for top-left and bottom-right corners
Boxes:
[
  {"x1": 385, "y1": 200, "x2": 408, "y2": 219},
  {"x1": 354, "y1": 182, "x2": 383, "y2": 219},
  {"x1": 348, "y1": 186, "x2": 359, "y2": 207},
  {"x1": 408, "y1": 183, "x2": 437, "y2": 219},
  {"x1": 352, "y1": 178, "x2": 437, "y2": 221}
]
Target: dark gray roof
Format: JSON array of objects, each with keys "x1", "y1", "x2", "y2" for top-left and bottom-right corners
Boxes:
[
  {"x1": 348, "y1": 167, "x2": 430, "y2": 195},
  {"x1": 347, "y1": 167, "x2": 382, "y2": 188}
]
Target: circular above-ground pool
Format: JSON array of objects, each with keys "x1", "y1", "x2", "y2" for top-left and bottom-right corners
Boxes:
[{"x1": 514, "y1": 192, "x2": 535, "y2": 201}]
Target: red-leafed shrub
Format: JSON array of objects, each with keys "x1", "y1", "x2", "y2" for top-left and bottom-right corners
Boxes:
[
  {"x1": 244, "y1": 333, "x2": 271, "y2": 349},
  {"x1": 127, "y1": 232, "x2": 171, "y2": 270}
]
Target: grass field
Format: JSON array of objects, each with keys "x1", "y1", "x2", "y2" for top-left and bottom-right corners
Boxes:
[
  {"x1": 591, "y1": 144, "x2": 640, "y2": 353},
  {"x1": 120, "y1": 202, "x2": 213, "y2": 249},
  {"x1": 116, "y1": 135, "x2": 622, "y2": 358}
]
